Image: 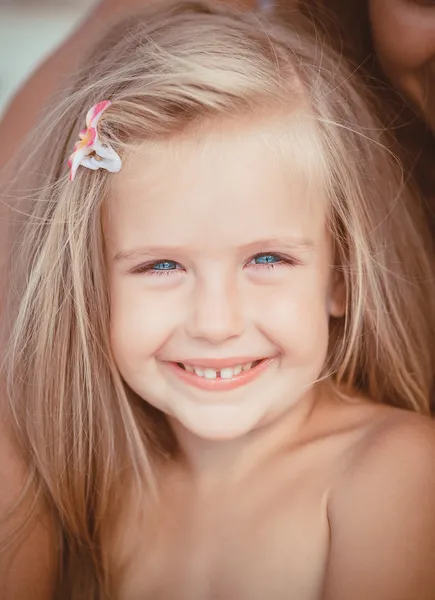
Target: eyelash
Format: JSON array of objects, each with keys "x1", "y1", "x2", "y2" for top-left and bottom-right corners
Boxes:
[
  {"x1": 130, "y1": 253, "x2": 298, "y2": 276},
  {"x1": 248, "y1": 253, "x2": 297, "y2": 270}
]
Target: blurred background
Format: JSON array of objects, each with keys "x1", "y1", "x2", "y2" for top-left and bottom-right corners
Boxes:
[{"x1": 0, "y1": 0, "x2": 98, "y2": 116}]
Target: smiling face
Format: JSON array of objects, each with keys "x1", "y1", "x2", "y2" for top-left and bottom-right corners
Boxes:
[
  {"x1": 369, "y1": 0, "x2": 435, "y2": 133},
  {"x1": 105, "y1": 117, "x2": 344, "y2": 441}
]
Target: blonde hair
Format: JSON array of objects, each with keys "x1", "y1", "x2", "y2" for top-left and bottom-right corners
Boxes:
[{"x1": 2, "y1": 0, "x2": 435, "y2": 596}]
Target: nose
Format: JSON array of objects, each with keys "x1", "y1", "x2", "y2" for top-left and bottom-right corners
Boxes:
[{"x1": 186, "y1": 274, "x2": 244, "y2": 344}]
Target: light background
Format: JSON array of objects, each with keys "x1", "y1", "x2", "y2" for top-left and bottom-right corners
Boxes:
[{"x1": 0, "y1": 0, "x2": 98, "y2": 116}]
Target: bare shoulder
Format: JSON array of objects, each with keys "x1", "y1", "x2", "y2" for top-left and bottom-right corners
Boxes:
[
  {"x1": 339, "y1": 401, "x2": 435, "y2": 474},
  {"x1": 323, "y1": 403, "x2": 435, "y2": 600},
  {"x1": 337, "y1": 402, "x2": 435, "y2": 483},
  {"x1": 0, "y1": 401, "x2": 56, "y2": 600}
]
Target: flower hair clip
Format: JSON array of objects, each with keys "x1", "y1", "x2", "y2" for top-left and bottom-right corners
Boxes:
[{"x1": 68, "y1": 100, "x2": 122, "y2": 182}]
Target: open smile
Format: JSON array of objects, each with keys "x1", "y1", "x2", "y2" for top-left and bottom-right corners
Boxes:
[{"x1": 165, "y1": 357, "x2": 274, "y2": 391}]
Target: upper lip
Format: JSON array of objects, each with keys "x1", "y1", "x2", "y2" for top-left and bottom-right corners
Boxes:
[{"x1": 168, "y1": 357, "x2": 270, "y2": 369}]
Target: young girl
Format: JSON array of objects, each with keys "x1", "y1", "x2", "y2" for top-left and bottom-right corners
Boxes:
[{"x1": 1, "y1": 1, "x2": 435, "y2": 598}]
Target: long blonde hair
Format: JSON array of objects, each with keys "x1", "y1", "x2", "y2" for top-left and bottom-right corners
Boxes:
[{"x1": 2, "y1": 0, "x2": 435, "y2": 596}]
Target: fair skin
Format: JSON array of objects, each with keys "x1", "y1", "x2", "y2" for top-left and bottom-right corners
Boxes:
[
  {"x1": 106, "y1": 118, "x2": 340, "y2": 443},
  {"x1": 101, "y1": 117, "x2": 435, "y2": 599}
]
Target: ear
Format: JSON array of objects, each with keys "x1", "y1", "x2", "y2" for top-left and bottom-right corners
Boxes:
[{"x1": 328, "y1": 269, "x2": 346, "y2": 318}]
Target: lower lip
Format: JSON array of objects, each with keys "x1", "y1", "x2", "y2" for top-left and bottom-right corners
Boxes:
[{"x1": 165, "y1": 358, "x2": 274, "y2": 391}]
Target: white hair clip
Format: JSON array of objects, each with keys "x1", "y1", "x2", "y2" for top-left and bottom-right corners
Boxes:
[{"x1": 68, "y1": 100, "x2": 122, "y2": 182}]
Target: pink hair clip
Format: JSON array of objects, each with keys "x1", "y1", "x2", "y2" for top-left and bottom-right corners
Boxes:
[{"x1": 68, "y1": 100, "x2": 122, "y2": 182}]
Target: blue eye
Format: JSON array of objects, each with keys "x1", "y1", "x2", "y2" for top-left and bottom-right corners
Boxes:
[
  {"x1": 151, "y1": 260, "x2": 178, "y2": 271},
  {"x1": 247, "y1": 253, "x2": 298, "y2": 271},
  {"x1": 130, "y1": 259, "x2": 181, "y2": 275},
  {"x1": 252, "y1": 254, "x2": 282, "y2": 265}
]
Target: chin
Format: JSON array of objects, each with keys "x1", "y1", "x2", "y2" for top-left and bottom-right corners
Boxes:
[{"x1": 174, "y1": 403, "x2": 266, "y2": 441}]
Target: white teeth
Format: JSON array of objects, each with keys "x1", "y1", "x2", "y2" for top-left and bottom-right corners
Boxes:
[
  {"x1": 220, "y1": 367, "x2": 235, "y2": 380},
  {"x1": 181, "y1": 362, "x2": 258, "y2": 379},
  {"x1": 203, "y1": 368, "x2": 218, "y2": 380}
]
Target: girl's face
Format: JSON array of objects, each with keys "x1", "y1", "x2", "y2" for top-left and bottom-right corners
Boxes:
[
  {"x1": 369, "y1": 0, "x2": 435, "y2": 133},
  {"x1": 105, "y1": 119, "x2": 344, "y2": 441}
]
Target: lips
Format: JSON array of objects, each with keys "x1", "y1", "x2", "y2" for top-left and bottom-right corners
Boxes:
[{"x1": 164, "y1": 357, "x2": 273, "y2": 391}]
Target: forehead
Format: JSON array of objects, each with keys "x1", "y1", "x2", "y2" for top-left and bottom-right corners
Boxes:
[{"x1": 106, "y1": 116, "x2": 329, "y2": 253}]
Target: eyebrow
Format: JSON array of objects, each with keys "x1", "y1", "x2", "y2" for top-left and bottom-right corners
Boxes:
[{"x1": 113, "y1": 237, "x2": 315, "y2": 263}]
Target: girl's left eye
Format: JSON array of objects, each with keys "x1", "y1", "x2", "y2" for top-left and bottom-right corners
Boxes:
[
  {"x1": 131, "y1": 260, "x2": 182, "y2": 275},
  {"x1": 247, "y1": 253, "x2": 295, "y2": 268},
  {"x1": 151, "y1": 260, "x2": 178, "y2": 271}
]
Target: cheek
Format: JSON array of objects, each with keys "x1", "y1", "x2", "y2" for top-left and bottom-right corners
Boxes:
[
  {"x1": 258, "y1": 270, "x2": 330, "y2": 361},
  {"x1": 109, "y1": 278, "x2": 182, "y2": 369}
]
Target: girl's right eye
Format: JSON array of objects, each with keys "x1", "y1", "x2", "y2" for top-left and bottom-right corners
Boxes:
[{"x1": 131, "y1": 260, "x2": 182, "y2": 275}]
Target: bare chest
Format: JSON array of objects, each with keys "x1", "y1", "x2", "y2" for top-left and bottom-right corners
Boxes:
[{"x1": 115, "y1": 469, "x2": 331, "y2": 600}]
